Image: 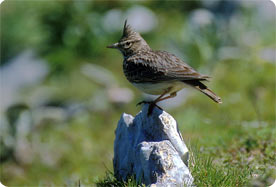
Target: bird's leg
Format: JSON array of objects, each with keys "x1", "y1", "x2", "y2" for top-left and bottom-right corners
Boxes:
[
  {"x1": 154, "y1": 92, "x2": 177, "y2": 103},
  {"x1": 137, "y1": 91, "x2": 169, "y2": 116},
  {"x1": 137, "y1": 89, "x2": 177, "y2": 116},
  {"x1": 147, "y1": 90, "x2": 175, "y2": 116},
  {"x1": 153, "y1": 91, "x2": 169, "y2": 102},
  {"x1": 136, "y1": 100, "x2": 152, "y2": 106},
  {"x1": 136, "y1": 90, "x2": 168, "y2": 106}
]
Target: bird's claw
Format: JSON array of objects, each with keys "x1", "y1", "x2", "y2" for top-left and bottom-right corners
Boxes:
[
  {"x1": 136, "y1": 100, "x2": 163, "y2": 116},
  {"x1": 136, "y1": 101, "x2": 152, "y2": 106}
]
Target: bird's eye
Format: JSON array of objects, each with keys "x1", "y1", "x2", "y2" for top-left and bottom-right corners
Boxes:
[{"x1": 124, "y1": 42, "x2": 132, "y2": 48}]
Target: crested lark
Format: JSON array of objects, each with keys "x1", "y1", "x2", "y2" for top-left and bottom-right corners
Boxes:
[{"x1": 107, "y1": 21, "x2": 222, "y2": 113}]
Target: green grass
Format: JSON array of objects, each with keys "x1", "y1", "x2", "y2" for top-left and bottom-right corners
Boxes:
[
  {"x1": 95, "y1": 122, "x2": 275, "y2": 187},
  {"x1": 1, "y1": 62, "x2": 275, "y2": 186},
  {"x1": 96, "y1": 172, "x2": 142, "y2": 187},
  {"x1": 1, "y1": 59, "x2": 275, "y2": 186},
  {"x1": 1, "y1": 1, "x2": 275, "y2": 186},
  {"x1": 189, "y1": 145, "x2": 250, "y2": 186}
]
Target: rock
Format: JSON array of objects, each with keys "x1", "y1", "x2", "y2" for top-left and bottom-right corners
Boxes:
[{"x1": 113, "y1": 104, "x2": 194, "y2": 186}]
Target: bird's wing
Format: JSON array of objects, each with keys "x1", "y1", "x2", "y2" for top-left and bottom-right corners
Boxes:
[
  {"x1": 125, "y1": 51, "x2": 209, "y2": 83},
  {"x1": 154, "y1": 50, "x2": 210, "y2": 80}
]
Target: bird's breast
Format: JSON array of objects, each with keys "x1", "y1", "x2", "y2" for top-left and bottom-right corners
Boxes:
[{"x1": 123, "y1": 57, "x2": 185, "y2": 95}]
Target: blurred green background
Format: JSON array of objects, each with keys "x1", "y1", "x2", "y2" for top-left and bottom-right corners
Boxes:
[{"x1": 0, "y1": 0, "x2": 275, "y2": 186}]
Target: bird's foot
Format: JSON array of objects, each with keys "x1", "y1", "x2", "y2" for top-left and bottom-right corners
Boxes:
[
  {"x1": 136, "y1": 100, "x2": 152, "y2": 106},
  {"x1": 136, "y1": 100, "x2": 163, "y2": 116}
]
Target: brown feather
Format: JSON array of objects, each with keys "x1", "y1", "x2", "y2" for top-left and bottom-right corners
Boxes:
[
  {"x1": 125, "y1": 50, "x2": 209, "y2": 83},
  {"x1": 184, "y1": 80, "x2": 222, "y2": 103}
]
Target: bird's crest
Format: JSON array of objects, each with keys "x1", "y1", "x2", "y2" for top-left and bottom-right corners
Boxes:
[{"x1": 122, "y1": 19, "x2": 140, "y2": 39}]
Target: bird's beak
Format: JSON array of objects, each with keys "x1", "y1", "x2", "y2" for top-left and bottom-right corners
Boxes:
[{"x1": 107, "y1": 42, "x2": 119, "y2": 49}]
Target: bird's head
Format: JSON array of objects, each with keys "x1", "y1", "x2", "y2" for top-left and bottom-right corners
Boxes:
[{"x1": 107, "y1": 20, "x2": 150, "y2": 56}]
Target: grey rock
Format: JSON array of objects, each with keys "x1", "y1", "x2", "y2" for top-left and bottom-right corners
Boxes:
[{"x1": 113, "y1": 104, "x2": 194, "y2": 186}]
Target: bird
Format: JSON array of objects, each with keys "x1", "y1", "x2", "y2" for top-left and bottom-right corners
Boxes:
[{"x1": 107, "y1": 20, "x2": 222, "y2": 113}]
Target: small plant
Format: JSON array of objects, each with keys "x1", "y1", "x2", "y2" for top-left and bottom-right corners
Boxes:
[
  {"x1": 96, "y1": 172, "x2": 143, "y2": 187},
  {"x1": 189, "y1": 145, "x2": 250, "y2": 186}
]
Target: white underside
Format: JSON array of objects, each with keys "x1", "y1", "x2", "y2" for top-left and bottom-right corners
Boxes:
[{"x1": 132, "y1": 81, "x2": 186, "y2": 95}]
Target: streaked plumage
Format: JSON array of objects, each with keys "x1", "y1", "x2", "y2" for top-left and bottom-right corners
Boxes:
[{"x1": 107, "y1": 20, "x2": 222, "y2": 105}]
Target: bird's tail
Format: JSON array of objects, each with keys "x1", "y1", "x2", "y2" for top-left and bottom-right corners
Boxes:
[
  {"x1": 183, "y1": 80, "x2": 222, "y2": 104},
  {"x1": 197, "y1": 87, "x2": 222, "y2": 103}
]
